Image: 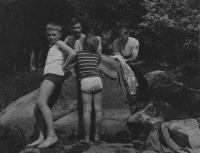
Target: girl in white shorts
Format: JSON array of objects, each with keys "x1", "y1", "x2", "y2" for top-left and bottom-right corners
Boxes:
[{"x1": 76, "y1": 34, "x2": 103, "y2": 144}]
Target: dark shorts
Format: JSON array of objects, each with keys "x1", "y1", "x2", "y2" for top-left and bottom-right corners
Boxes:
[{"x1": 44, "y1": 73, "x2": 64, "y2": 87}]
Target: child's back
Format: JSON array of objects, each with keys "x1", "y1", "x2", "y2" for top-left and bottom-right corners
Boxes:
[{"x1": 76, "y1": 51, "x2": 100, "y2": 81}]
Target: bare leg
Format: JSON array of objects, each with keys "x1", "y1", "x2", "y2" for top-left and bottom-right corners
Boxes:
[
  {"x1": 93, "y1": 91, "x2": 102, "y2": 142},
  {"x1": 35, "y1": 80, "x2": 58, "y2": 148},
  {"x1": 26, "y1": 109, "x2": 45, "y2": 147},
  {"x1": 26, "y1": 82, "x2": 50, "y2": 148},
  {"x1": 82, "y1": 91, "x2": 92, "y2": 143}
]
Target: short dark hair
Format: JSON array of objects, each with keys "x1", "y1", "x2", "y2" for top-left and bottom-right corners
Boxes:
[
  {"x1": 118, "y1": 27, "x2": 128, "y2": 36},
  {"x1": 46, "y1": 22, "x2": 62, "y2": 32},
  {"x1": 100, "y1": 30, "x2": 112, "y2": 39},
  {"x1": 70, "y1": 19, "x2": 82, "y2": 28}
]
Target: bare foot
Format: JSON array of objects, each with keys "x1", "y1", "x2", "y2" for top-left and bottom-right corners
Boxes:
[
  {"x1": 94, "y1": 134, "x2": 100, "y2": 142},
  {"x1": 26, "y1": 138, "x2": 44, "y2": 148},
  {"x1": 79, "y1": 139, "x2": 90, "y2": 144},
  {"x1": 37, "y1": 135, "x2": 58, "y2": 149}
]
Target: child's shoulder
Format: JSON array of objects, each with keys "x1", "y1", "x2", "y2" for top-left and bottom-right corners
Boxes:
[
  {"x1": 56, "y1": 40, "x2": 65, "y2": 46},
  {"x1": 55, "y1": 40, "x2": 66, "y2": 49}
]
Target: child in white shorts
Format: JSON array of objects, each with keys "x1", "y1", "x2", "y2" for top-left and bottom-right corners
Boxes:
[{"x1": 76, "y1": 34, "x2": 103, "y2": 144}]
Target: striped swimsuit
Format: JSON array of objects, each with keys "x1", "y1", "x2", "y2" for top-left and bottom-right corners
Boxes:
[{"x1": 76, "y1": 51, "x2": 101, "y2": 80}]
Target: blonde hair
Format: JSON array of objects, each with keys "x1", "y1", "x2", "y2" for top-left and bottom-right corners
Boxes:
[
  {"x1": 46, "y1": 22, "x2": 61, "y2": 32},
  {"x1": 83, "y1": 34, "x2": 99, "y2": 53}
]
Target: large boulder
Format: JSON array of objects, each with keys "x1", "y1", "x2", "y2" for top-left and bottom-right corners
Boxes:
[
  {"x1": 145, "y1": 70, "x2": 189, "y2": 109},
  {"x1": 0, "y1": 71, "x2": 77, "y2": 138},
  {"x1": 145, "y1": 69, "x2": 200, "y2": 118},
  {"x1": 127, "y1": 102, "x2": 177, "y2": 137},
  {"x1": 54, "y1": 109, "x2": 131, "y2": 139},
  {"x1": 0, "y1": 89, "x2": 39, "y2": 137},
  {"x1": 142, "y1": 119, "x2": 200, "y2": 153},
  {"x1": 0, "y1": 69, "x2": 130, "y2": 139}
]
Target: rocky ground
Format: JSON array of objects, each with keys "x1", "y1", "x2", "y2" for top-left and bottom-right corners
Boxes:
[
  {"x1": 1, "y1": 67, "x2": 200, "y2": 153},
  {"x1": 20, "y1": 142, "x2": 137, "y2": 153}
]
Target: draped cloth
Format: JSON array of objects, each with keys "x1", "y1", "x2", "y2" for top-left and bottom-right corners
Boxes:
[{"x1": 111, "y1": 54, "x2": 138, "y2": 95}]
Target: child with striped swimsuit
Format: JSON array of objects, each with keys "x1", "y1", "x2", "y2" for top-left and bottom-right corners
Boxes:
[{"x1": 76, "y1": 34, "x2": 103, "y2": 144}]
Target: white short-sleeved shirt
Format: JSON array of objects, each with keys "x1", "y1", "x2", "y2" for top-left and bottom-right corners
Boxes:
[
  {"x1": 74, "y1": 36, "x2": 102, "y2": 52},
  {"x1": 113, "y1": 37, "x2": 139, "y2": 60}
]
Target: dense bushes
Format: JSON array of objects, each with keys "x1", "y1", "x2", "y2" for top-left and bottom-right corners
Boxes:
[
  {"x1": 138, "y1": 0, "x2": 199, "y2": 70},
  {"x1": 0, "y1": 70, "x2": 43, "y2": 112},
  {"x1": 0, "y1": 0, "x2": 146, "y2": 71},
  {"x1": 0, "y1": 0, "x2": 199, "y2": 72}
]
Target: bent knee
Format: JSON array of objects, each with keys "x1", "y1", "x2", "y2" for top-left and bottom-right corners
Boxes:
[{"x1": 36, "y1": 99, "x2": 47, "y2": 108}]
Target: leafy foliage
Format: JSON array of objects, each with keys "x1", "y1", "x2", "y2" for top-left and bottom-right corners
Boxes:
[
  {"x1": 0, "y1": 0, "x2": 199, "y2": 72},
  {"x1": 0, "y1": 70, "x2": 43, "y2": 111},
  {"x1": 138, "y1": 0, "x2": 199, "y2": 70},
  {"x1": 0, "y1": 0, "x2": 146, "y2": 71}
]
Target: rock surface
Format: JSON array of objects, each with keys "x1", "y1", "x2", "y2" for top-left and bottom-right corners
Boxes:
[
  {"x1": 127, "y1": 102, "x2": 177, "y2": 136},
  {"x1": 0, "y1": 69, "x2": 130, "y2": 139},
  {"x1": 143, "y1": 119, "x2": 200, "y2": 153},
  {"x1": 54, "y1": 109, "x2": 131, "y2": 139},
  {"x1": 3, "y1": 69, "x2": 200, "y2": 153},
  {"x1": 145, "y1": 70, "x2": 188, "y2": 109},
  {"x1": 20, "y1": 142, "x2": 136, "y2": 153}
]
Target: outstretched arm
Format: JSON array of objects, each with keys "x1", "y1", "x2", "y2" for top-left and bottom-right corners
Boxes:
[
  {"x1": 96, "y1": 36, "x2": 102, "y2": 54},
  {"x1": 112, "y1": 39, "x2": 121, "y2": 54},
  {"x1": 57, "y1": 41, "x2": 76, "y2": 70},
  {"x1": 64, "y1": 36, "x2": 68, "y2": 44}
]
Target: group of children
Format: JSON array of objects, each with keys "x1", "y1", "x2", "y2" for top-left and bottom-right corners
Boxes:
[{"x1": 26, "y1": 22, "x2": 104, "y2": 148}]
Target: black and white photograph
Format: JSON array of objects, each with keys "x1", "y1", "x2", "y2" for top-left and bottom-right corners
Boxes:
[{"x1": 0, "y1": 0, "x2": 199, "y2": 152}]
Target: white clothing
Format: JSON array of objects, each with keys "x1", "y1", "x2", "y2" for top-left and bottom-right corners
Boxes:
[
  {"x1": 113, "y1": 37, "x2": 139, "y2": 60},
  {"x1": 44, "y1": 44, "x2": 66, "y2": 76},
  {"x1": 112, "y1": 54, "x2": 138, "y2": 95},
  {"x1": 74, "y1": 36, "x2": 102, "y2": 52}
]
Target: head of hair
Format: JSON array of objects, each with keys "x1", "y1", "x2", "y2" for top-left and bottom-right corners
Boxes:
[
  {"x1": 118, "y1": 26, "x2": 128, "y2": 36},
  {"x1": 70, "y1": 19, "x2": 82, "y2": 28},
  {"x1": 100, "y1": 30, "x2": 112, "y2": 39},
  {"x1": 46, "y1": 22, "x2": 62, "y2": 33},
  {"x1": 118, "y1": 26, "x2": 134, "y2": 37},
  {"x1": 83, "y1": 34, "x2": 99, "y2": 53}
]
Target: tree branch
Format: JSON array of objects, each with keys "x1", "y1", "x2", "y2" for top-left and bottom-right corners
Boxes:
[{"x1": 162, "y1": 72, "x2": 200, "y2": 92}]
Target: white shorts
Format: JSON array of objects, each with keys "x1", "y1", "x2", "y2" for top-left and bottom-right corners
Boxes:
[{"x1": 81, "y1": 77, "x2": 103, "y2": 94}]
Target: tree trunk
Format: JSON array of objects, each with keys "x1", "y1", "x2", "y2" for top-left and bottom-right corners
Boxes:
[
  {"x1": 38, "y1": 48, "x2": 43, "y2": 68},
  {"x1": 30, "y1": 45, "x2": 36, "y2": 71}
]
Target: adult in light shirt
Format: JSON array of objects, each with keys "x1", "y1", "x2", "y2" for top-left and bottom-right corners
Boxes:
[{"x1": 113, "y1": 27, "x2": 149, "y2": 105}]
